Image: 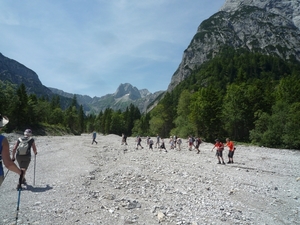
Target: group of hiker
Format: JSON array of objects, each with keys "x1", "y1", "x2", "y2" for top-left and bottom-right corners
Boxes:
[
  {"x1": 90, "y1": 131, "x2": 236, "y2": 164},
  {"x1": 132, "y1": 134, "x2": 236, "y2": 164},
  {"x1": 0, "y1": 114, "x2": 38, "y2": 189}
]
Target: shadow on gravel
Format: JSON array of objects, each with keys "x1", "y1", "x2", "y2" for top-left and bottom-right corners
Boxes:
[{"x1": 23, "y1": 184, "x2": 53, "y2": 192}]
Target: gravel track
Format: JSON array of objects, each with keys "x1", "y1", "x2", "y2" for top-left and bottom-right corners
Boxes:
[{"x1": 0, "y1": 134, "x2": 299, "y2": 225}]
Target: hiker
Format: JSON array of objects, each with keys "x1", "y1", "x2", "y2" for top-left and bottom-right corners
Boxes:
[
  {"x1": 173, "y1": 135, "x2": 177, "y2": 148},
  {"x1": 225, "y1": 138, "x2": 235, "y2": 164},
  {"x1": 155, "y1": 134, "x2": 160, "y2": 148},
  {"x1": 121, "y1": 133, "x2": 128, "y2": 145},
  {"x1": 188, "y1": 136, "x2": 194, "y2": 151},
  {"x1": 149, "y1": 137, "x2": 154, "y2": 150},
  {"x1": 169, "y1": 136, "x2": 175, "y2": 150},
  {"x1": 12, "y1": 129, "x2": 38, "y2": 186},
  {"x1": 136, "y1": 136, "x2": 143, "y2": 150},
  {"x1": 211, "y1": 139, "x2": 225, "y2": 164},
  {"x1": 0, "y1": 115, "x2": 23, "y2": 186},
  {"x1": 176, "y1": 137, "x2": 182, "y2": 150},
  {"x1": 146, "y1": 136, "x2": 150, "y2": 147},
  {"x1": 194, "y1": 137, "x2": 202, "y2": 154},
  {"x1": 92, "y1": 131, "x2": 98, "y2": 144},
  {"x1": 159, "y1": 139, "x2": 167, "y2": 152}
]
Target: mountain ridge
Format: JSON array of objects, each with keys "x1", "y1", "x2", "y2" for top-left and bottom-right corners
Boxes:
[{"x1": 167, "y1": 0, "x2": 300, "y2": 92}]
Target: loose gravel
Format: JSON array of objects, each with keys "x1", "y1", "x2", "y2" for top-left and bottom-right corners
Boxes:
[{"x1": 0, "y1": 134, "x2": 299, "y2": 225}]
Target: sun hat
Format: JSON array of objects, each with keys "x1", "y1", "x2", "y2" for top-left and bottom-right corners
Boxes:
[
  {"x1": 24, "y1": 129, "x2": 32, "y2": 136},
  {"x1": 0, "y1": 115, "x2": 9, "y2": 127}
]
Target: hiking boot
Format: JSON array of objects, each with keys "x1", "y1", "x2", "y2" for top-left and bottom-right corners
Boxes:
[
  {"x1": 217, "y1": 162, "x2": 221, "y2": 164},
  {"x1": 22, "y1": 179, "x2": 27, "y2": 185},
  {"x1": 223, "y1": 162, "x2": 226, "y2": 165},
  {"x1": 16, "y1": 184, "x2": 22, "y2": 190},
  {"x1": 227, "y1": 161, "x2": 231, "y2": 164}
]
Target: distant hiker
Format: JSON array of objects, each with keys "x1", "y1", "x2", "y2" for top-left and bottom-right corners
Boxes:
[
  {"x1": 92, "y1": 131, "x2": 98, "y2": 144},
  {"x1": 194, "y1": 137, "x2": 202, "y2": 154},
  {"x1": 121, "y1": 133, "x2": 128, "y2": 145},
  {"x1": 0, "y1": 115, "x2": 23, "y2": 187},
  {"x1": 173, "y1": 135, "x2": 177, "y2": 148},
  {"x1": 159, "y1": 139, "x2": 167, "y2": 152},
  {"x1": 188, "y1": 136, "x2": 194, "y2": 151},
  {"x1": 136, "y1": 136, "x2": 143, "y2": 150},
  {"x1": 155, "y1": 134, "x2": 160, "y2": 148},
  {"x1": 12, "y1": 129, "x2": 37, "y2": 186},
  {"x1": 146, "y1": 136, "x2": 150, "y2": 147},
  {"x1": 225, "y1": 138, "x2": 235, "y2": 164},
  {"x1": 176, "y1": 137, "x2": 182, "y2": 150},
  {"x1": 149, "y1": 137, "x2": 154, "y2": 150},
  {"x1": 169, "y1": 136, "x2": 175, "y2": 150},
  {"x1": 211, "y1": 139, "x2": 225, "y2": 164}
]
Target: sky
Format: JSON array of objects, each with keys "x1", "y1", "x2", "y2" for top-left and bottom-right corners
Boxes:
[{"x1": 0, "y1": 0, "x2": 225, "y2": 97}]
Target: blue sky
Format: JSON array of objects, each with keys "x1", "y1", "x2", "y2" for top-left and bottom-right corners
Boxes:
[{"x1": 0, "y1": 0, "x2": 225, "y2": 97}]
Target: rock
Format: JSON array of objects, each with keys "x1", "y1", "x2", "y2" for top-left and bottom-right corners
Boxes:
[{"x1": 157, "y1": 211, "x2": 165, "y2": 222}]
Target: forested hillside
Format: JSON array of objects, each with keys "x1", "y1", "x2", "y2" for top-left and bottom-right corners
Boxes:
[{"x1": 146, "y1": 48, "x2": 300, "y2": 149}]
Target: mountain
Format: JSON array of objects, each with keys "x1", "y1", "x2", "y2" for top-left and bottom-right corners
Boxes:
[
  {"x1": 168, "y1": 0, "x2": 300, "y2": 92},
  {"x1": 0, "y1": 52, "x2": 162, "y2": 114},
  {"x1": 49, "y1": 83, "x2": 163, "y2": 114},
  {"x1": 0, "y1": 53, "x2": 53, "y2": 97}
]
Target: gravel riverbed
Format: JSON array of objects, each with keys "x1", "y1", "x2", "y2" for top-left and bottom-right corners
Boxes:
[{"x1": 0, "y1": 133, "x2": 299, "y2": 225}]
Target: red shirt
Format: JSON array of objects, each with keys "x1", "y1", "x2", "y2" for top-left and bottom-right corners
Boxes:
[
  {"x1": 226, "y1": 141, "x2": 234, "y2": 151},
  {"x1": 214, "y1": 142, "x2": 224, "y2": 151}
]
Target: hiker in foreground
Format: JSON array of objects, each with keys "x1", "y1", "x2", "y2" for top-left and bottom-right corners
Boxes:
[
  {"x1": 12, "y1": 129, "x2": 37, "y2": 187},
  {"x1": 211, "y1": 139, "x2": 225, "y2": 164},
  {"x1": 225, "y1": 138, "x2": 235, "y2": 164},
  {"x1": 0, "y1": 115, "x2": 23, "y2": 186}
]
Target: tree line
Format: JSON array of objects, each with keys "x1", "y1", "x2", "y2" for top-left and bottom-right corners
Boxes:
[
  {"x1": 146, "y1": 48, "x2": 300, "y2": 149},
  {"x1": 0, "y1": 82, "x2": 142, "y2": 136},
  {"x1": 1, "y1": 47, "x2": 299, "y2": 149}
]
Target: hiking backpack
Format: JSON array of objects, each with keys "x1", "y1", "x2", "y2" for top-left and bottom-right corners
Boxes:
[{"x1": 17, "y1": 137, "x2": 32, "y2": 155}]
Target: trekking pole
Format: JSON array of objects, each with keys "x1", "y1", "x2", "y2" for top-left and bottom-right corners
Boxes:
[
  {"x1": 4, "y1": 169, "x2": 9, "y2": 180},
  {"x1": 16, "y1": 170, "x2": 23, "y2": 224},
  {"x1": 33, "y1": 154, "x2": 36, "y2": 186}
]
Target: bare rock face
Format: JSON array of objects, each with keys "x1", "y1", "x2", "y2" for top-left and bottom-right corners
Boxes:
[{"x1": 167, "y1": 0, "x2": 300, "y2": 92}]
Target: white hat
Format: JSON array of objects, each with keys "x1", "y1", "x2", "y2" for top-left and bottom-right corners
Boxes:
[{"x1": 0, "y1": 115, "x2": 9, "y2": 127}]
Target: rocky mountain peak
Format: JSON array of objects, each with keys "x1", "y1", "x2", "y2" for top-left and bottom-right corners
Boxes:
[
  {"x1": 220, "y1": 0, "x2": 300, "y2": 29},
  {"x1": 167, "y1": 0, "x2": 300, "y2": 93},
  {"x1": 114, "y1": 83, "x2": 141, "y2": 100}
]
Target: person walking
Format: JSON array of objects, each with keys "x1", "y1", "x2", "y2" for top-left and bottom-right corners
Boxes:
[
  {"x1": 136, "y1": 136, "x2": 143, "y2": 150},
  {"x1": 225, "y1": 138, "x2": 235, "y2": 164},
  {"x1": 12, "y1": 129, "x2": 38, "y2": 186},
  {"x1": 194, "y1": 137, "x2": 202, "y2": 154},
  {"x1": 92, "y1": 131, "x2": 98, "y2": 144},
  {"x1": 155, "y1": 134, "x2": 160, "y2": 148},
  {"x1": 176, "y1": 137, "x2": 182, "y2": 151},
  {"x1": 159, "y1": 139, "x2": 167, "y2": 152},
  {"x1": 188, "y1": 136, "x2": 194, "y2": 151},
  {"x1": 121, "y1": 133, "x2": 128, "y2": 145},
  {"x1": 211, "y1": 139, "x2": 225, "y2": 164},
  {"x1": 169, "y1": 136, "x2": 175, "y2": 150},
  {"x1": 149, "y1": 137, "x2": 154, "y2": 150},
  {"x1": 0, "y1": 115, "x2": 23, "y2": 187}
]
